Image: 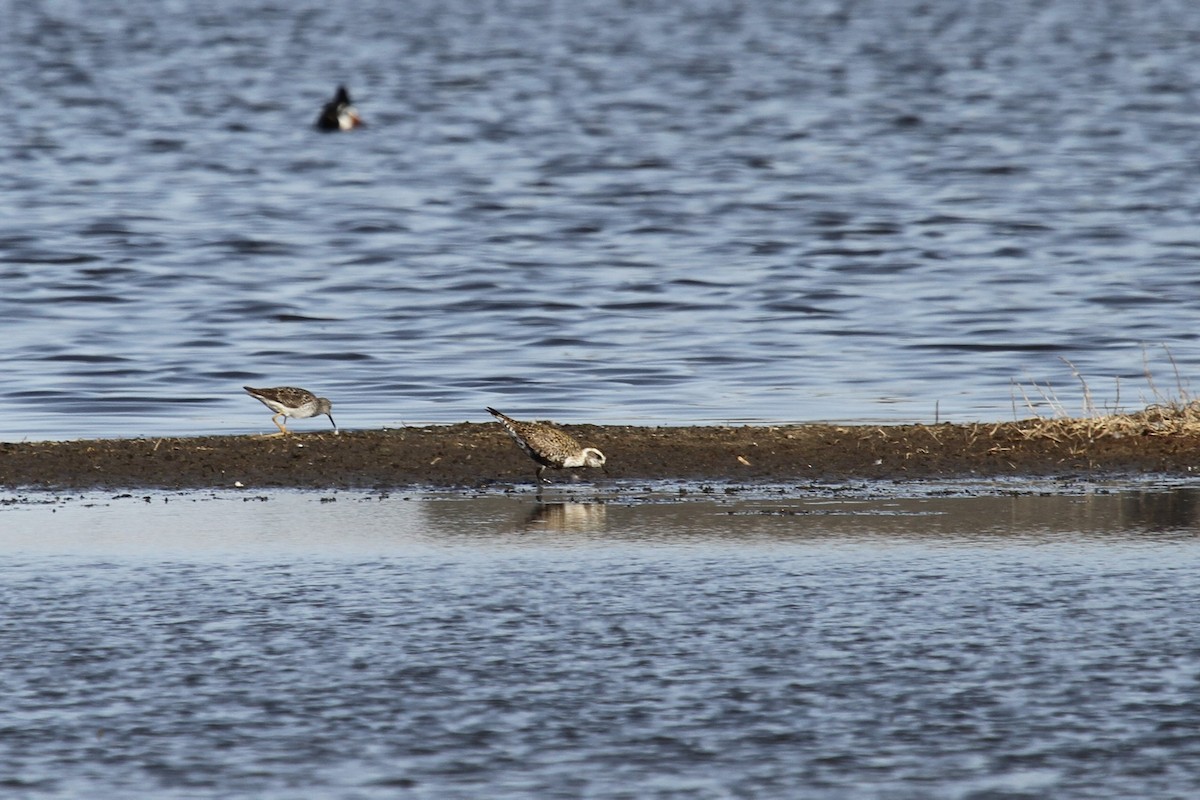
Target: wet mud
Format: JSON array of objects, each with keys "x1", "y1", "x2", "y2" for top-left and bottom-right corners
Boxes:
[{"x1": 1, "y1": 421, "x2": 1196, "y2": 491}]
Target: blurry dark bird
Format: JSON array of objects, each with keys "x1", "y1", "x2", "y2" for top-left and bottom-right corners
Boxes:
[{"x1": 315, "y1": 85, "x2": 363, "y2": 131}]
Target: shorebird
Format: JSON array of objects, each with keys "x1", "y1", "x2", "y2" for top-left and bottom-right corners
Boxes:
[
  {"x1": 486, "y1": 407, "x2": 606, "y2": 485},
  {"x1": 315, "y1": 85, "x2": 363, "y2": 131},
  {"x1": 244, "y1": 386, "x2": 337, "y2": 436}
]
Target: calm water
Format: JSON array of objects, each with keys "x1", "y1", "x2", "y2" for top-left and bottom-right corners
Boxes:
[
  {"x1": 3, "y1": 486, "x2": 1200, "y2": 798},
  {"x1": 3, "y1": 0, "x2": 1200, "y2": 439}
]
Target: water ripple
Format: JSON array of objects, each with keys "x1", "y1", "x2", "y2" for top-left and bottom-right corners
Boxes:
[
  {"x1": 4, "y1": 0, "x2": 1200, "y2": 439},
  {"x1": 4, "y1": 492, "x2": 1200, "y2": 797}
]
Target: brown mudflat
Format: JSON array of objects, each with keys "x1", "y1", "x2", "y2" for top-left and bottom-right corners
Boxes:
[{"x1": 0, "y1": 419, "x2": 1196, "y2": 491}]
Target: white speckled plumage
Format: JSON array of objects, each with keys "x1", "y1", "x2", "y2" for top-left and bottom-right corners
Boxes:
[{"x1": 486, "y1": 407, "x2": 605, "y2": 483}]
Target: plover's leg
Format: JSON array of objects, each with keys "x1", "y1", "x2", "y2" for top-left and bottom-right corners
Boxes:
[{"x1": 271, "y1": 413, "x2": 289, "y2": 436}]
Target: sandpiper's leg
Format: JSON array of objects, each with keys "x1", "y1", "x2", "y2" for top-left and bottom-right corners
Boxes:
[{"x1": 271, "y1": 413, "x2": 289, "y2": 436}]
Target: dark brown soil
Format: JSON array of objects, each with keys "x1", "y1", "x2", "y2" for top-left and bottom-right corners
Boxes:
[{"x1": 1, "y1": 421, "x2": 1195, "y2": 491}]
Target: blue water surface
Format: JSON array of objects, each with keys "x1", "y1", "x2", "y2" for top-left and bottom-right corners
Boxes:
[
  {"x1": 2, "y1": 487, "x2": 1200, "y2": 798},
  {"x1": 3, "y1": 0, "x2": 1200, "y2": 439}
]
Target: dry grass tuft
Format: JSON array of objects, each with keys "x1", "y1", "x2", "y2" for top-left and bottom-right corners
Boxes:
[{"x1": 1010, "y1": 347, "x2": 1200, "y2": 443}]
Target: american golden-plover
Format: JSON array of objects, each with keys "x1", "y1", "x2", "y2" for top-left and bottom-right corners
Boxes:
[
  {"x1": 315, "y1": 85, "x2": 363, "y2": 131},
  {"x1": 244, "y1": 386, "x2": 337, "y2": 436},
  {"x1": 486, "y1": 407, "x2": 606, "y2": 484}
]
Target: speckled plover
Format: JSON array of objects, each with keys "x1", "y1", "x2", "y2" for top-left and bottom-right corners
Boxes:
[{"x1": 486, "y1": 407, "x2": 606, "y2": 484}]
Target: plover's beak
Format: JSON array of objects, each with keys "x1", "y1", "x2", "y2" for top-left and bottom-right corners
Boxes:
[{"x1": 328, "y1": 414, "x2": 338, "y2": 433}]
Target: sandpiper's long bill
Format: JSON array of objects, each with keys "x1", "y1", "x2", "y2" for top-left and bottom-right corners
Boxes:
[
  {"x1": 486, "y1": 407, "x2": 606, "y2": 485},
  {"x1": 244, "y1": 386, "x2": 336, "y2": 436}
]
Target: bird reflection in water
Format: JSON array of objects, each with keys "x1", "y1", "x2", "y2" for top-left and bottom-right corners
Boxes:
[{"x1": 523, "y1": 502, "x2": 608, "y2": 534}]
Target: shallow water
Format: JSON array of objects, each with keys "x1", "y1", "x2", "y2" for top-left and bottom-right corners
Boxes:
[
  {"x1": 4, "y1": 486, "x2": 1200, "y2": 798},
  {"x1": 4, "y1": 1, "x2": 1200, "y2": 440}
]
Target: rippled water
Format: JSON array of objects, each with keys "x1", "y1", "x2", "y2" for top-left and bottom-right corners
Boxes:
[
  {"x1": 3, "y1": 486, "x2": 1200, "y2": 798},
  {"x1": 4, "y1": 0, "x2": 1200, "y2": 440}
]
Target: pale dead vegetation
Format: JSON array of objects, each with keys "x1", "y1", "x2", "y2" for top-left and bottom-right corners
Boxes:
[{"x1": 1009, "y1": 347, "x2": 1200, "y2": 443}]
